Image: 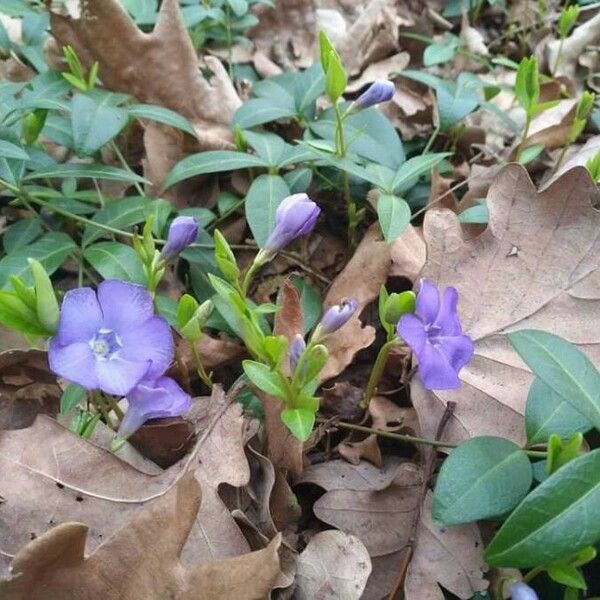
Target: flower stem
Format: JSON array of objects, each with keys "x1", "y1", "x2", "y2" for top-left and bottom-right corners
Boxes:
[
  {"x1": 523, "y1": 566, "x2": 544, "y2": 583},
  {"x1": 552, "y1": 37, "x2": 565, "y2": 75},
  {"x1": 360, "y1": 338, "x2": 400, "y2": 409},
  {"x1": 190, "y1": 341, "x2": 213, "y2": 388},
  {"x1": 516, "y1": 112, "x2": 532, "y2": 162},
  {"x1": 423, "y1": 124, "x2": 440, "y2": 154}
]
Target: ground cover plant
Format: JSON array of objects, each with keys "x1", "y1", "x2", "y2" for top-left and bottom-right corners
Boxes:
[{"x1": 1, "y1": 0, "x2": 600, "y2": 598}]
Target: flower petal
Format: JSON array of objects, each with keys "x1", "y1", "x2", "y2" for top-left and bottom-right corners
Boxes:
[
  {"x1": 48, "y1": 339, "x2": 98, "y2": 389},
  {"x1": 94, "y1": 357, "x2": 150, "y2": 396},
  {"x1": 56, "y1": 287, "x2": 102, "y2": 345},
  {"x1": 434, "y1": 286, "x2": 462, "y2": 336},
  {"x1": 439, "y1": 334, "x2": 475, "y2": 372},
  {"x1": 96, "y1": 280, "x2": 154, "y2": 333},
  {"x1": 118, "y1": 316, "x2": 174, "y2": 378},
  {"x1": 417, "y1": 341, "x2": 461, "y2": 390},
  {"x1": 397, "y1": 314, "x2": 427, "y2": 355},
  {"x1": 415, "y1": 279, "x2": 440, "y2": 324}
]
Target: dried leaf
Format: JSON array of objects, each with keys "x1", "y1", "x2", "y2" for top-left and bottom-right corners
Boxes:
[
  {"x1": 412, "y1": 164, "x2": 600, "y2": 444},
  {"x1": 294, "y1": 530, "x2": 371, "y2": 599},
  {"x1": 0, "y1": 350, "x2": 60, "y2": 430},
  {"x1": 404, "y1": 493, "x2": 487, "y2": 600},
  {"x1": 337, "y1": 435, "x2": 382, "y2": 467},
  {"x1": 390, "y1": 224, "x2": 426, "y2": 281},
  {"x1": 0, "y1": 474, "x2": 283, "y2": 599}
]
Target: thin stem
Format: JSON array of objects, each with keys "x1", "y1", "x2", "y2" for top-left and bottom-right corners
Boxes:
[
  {"x1": 111, "y1": 141, "x2": 146, "y2": 197},
  {"x1": 190, "y1": 342, "x2": 213, "y2": 388},
  {"x1": 360, "y1": 338, "x2": 400, "y2": 409},
  {"x1": 523, "y1": 566, "x2": 544, "y2": 583},
  {"x1": 552, "y1": 37, "x2": 565, "y2": 75},
  {"x1": 93, "y1": 392, "x2": 113, "y2": 429},
  {"x1": 241, "y1": 258, "x2": 263, "y2": 297},
  {"x1": 554, "y1": 143, "x2": 569, "y2": 172},
  {"x1": 423, "y1": 124, "x2": 441, "y2": 154},
  {"x1": 516, "y1": 113, "x2": 532, "y2": 162}
]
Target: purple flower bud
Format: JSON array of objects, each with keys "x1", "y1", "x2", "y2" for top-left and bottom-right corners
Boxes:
[
  {"x1": 117, "y1": 375, "x2": 191, "y2": 440},
  {"x1": 510, "y1": 582, "x2": 539, "y2": 600},
  {"x1": 356, "y1": 79, "x2": 395, "y2": 109},
  {"x1": 161, "y1": 216, "x2": 198, "y2": 261},
  {"x1": 264, "y1": 194, "x2": 320, "y2": 253},
  {"x1": 319, "y1": 298, "x2": 358, "y2": 335},
  {"x1": 289, "y1": 334, "x2": 306, "y2": 372}
]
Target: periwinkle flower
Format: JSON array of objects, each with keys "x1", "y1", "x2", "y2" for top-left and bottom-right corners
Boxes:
[
  {"x1": 289, "y1": 334, "x2": 306, "y2": 372},
  {"x1": 264, "y1": 194, "x2": 320, "y2": 254},
  {"x1": 355, "y1": 79, "x2": 395, "y2": 109},
  {"x1": 510, "y1": 582, "x2": 539, "y2": 600},
  {"x1": 160, "y1": 216, "x2": 198, "y2": 261},
  {"x1": 318, "y1": 298, "x2": 358, "y2": 336},
  {"x1": 116, "y1": 376, "x2": 192, "y2": 440},
  {"x1": 48, "y1": 280, "x2": 174, "y2": 396},
  {"x1": 397, "y1": 279, "x2": 474, "y2": 390}
]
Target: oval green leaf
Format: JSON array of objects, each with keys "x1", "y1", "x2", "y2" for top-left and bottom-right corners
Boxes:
[
  {"x1": 377, "y1": 194, "x2": 411, "y2": 243},
  {"x1": 83, "y1": 242, "x2": 145, "y2": 284}
]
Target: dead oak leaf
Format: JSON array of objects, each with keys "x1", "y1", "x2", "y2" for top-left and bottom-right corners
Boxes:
[
  {"x1": 404, "y1": 493, "x2": 487, "y2": 600},
  {"x1": 412, "y1": 164, "x2": 600, "y2": 445},
  {"x1": 294, "y1": 530, "x2": 371, "y2": 599},
  {"x1": 0, "y1": 474, "x2": 282, "y2": 600}
]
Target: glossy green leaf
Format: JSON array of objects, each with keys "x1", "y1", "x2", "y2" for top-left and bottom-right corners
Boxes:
[
  {"x1": 84, "y1": 242, "x2": 145, "y2": 284},
  {"x1": 243, "y1": 360, "x2": 288, "y2": 398},
  {"x1": 163, "y1": 150, "x2": 268, "y2": 189},
  {"x1": 23, "y1": 163, "x2": 148, "y2": 184},
  {"x1": 525, "y1": 377, "x2": 592, "y2": 445},
  {"x1": 547, "y1": 565, "x2": 586, "y2": 590},
  {"x1": 245, "y1": 174, "x2": 290, "y2": 248},
  {"x1": 485, "y1": 449, "x2": 600, "y2": 567},
  {"x1": 233, "y1": 98, "x2": 296, "y2": 129},
  {"x1": 28, "y1": 258, "x2": 59, "y2": 334},
  {"x1": 392, "y1": 153, "x2": 451, "y2": 193},
  {"x1": 128, "y1": 103, "x2": 196, "y2": 136},
  {"x1": 518, "y1": 143, "x2": 544, "y2": 165},
  {"x1": 424, "y1": 33, "x2": 459, "y2": 66},
  {"x1": 291, "y1": 276, "x2": 322, "y2": 333},
  {"x1": 0, "y1": 139, "x2": 29, "y2": 160},
  {"x1": 281, "y1": 408, "x2": 315, "y2": 441},
  {"x1": 458, "y1": 203, "x2": 489, "y2": 224},
  {"x1": 433, "y1": 436, "x2": 532, "y2": 526},
  {"x1": 60, "y1": 383, "x2": 87, "y2": 414},
  {"x1": 377, "y1": 194, "x2": 411, "y2": 243},
  {"x1": 508, "y1": 329, "x2": 600, "y2": 432},
  {"x1": 244, "y1": 131, "x2": 286, "y2": 166},
  {"x1": 2, "y1": 218, "x2": 43, "y2": 254}
]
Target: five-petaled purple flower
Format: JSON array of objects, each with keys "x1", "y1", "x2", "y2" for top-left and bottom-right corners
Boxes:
[
  {"x1": 48, "y1": 280, "x2": 174, "y2": 396},
  {"x1": 510, "y1": 582, "x2": 539, "y2": 600},
  {"x1": 161, "y1": 216, "x2": 198, "y2": 261},
  {"x1": 397, "y1": 279, "x2": 473, "y2": 390},
  {"x1": 356, "y1": 80, "x2": 395, "y2": 109},
  {"x1": 319, "y1": 298, "x2": 358, "y2": 335},
  {"x1": 117, "y1": 376, "x2": 191, "y2": 440},
  {"x1": 264, "y1": 194, "x2": 320, "y2": 253}
]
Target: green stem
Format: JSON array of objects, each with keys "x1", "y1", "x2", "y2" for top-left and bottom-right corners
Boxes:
[
  {"x1": 190, "y1": 342, "x2": 213, "y2": 388},
  {"x1": 360, "y1": 338, "x2": 400, "y2": 409},
  {"x1": 111, "y1": 141, "x2": 146, "y2": 197},
  {"x1": 93, "y1": 392, "x2": 113, "y2": 429},
  {"x1": 552, "y1": 37, "x2": 565, "y2": 75},
  {"x1": 523, "y1": 566, "x2": 544, "y2": 583},
  {"x1": 104, "y1": 394, "x2": 124, "y2": 420},
  {"x1": 423, "y1": 124, "x2": 441, "y2": 154},
  {"x1": 241, "y1": 257, "x2": 265, "y2": 297},
  {"x1": 516, "y1": 112, "x2": 532, "y2": 162},
  {"x1": 554, "y1": 143, "x2": 569, "y2": 172}
]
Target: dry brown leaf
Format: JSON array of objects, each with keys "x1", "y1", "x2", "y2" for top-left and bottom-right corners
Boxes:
[
  {"x1": 0, "y1": 474, "x2": 282, "y2": 599},
  {"x1": 543, "y1": 134, "x2": 600, "y2": 191},
  {"x1": 345, "y1": 53, "x2": 410, "y2": 93},
  {"x1": 412, "y1": 164, "x2": 600, "y2": 444},
  {"x1": 49, "y1": 0, "x2": 241, "y2": 151},
  {"x1": 0, "y1": 350, "x2": 60, "y2": 430},
  {"x1": 313, "y1": 462, "x2": 422, "y2": 556},
  {"x1": 523, "y1": 98, "x2": 577, "y2": 151},
  {"x1": 390, "y1": 224, "x2": 427, "y2": 281},
  {"x1": 294, "y1": 530, "x2": 371, "y2": 599},
  {"x1": 404, "y1": 493, "x2": 487, "y2": 600},
  {"x1": 337, "y1": 435, "x2": 382, "y2": 467},
  {"x1": 320, "y1": 225, "x2": 390, "y2": 382}
]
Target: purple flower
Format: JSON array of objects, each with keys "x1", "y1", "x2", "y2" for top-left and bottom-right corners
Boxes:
[
  {"x1": 356, "y1": 80, "x2": 395, "y2": 109},
  {"x1": 161, "y1": 216, "x2": 198, "y2": 261},
  {"x1": 48, "y1": 280, "x2": 174, "y2": 396},
  {"x1": 264, "y1": 194, "x2": 320, "y2": 253},
  {"x1": 289, "y1": 334, "x2": 306, "y2": 372},
  {"x1": 319, "y1": 298, "x2": 358, "y2": 335},
  {"x1": 116, "y1": 376, "x2": 192, "y2": 440},
  {"x1": 397, "y1": 279, "x2": 473, "y2": 390},
  {"x1": 510, "y1": 582, "x2": 539, "y2": 600}
]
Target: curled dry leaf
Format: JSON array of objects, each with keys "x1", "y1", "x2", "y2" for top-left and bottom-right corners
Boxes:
[
  {"x1": 522, "y1": 98, "x2": 578, "y2": 152},
  {"x1": 390, "y1": 224, "x2": 426, "y2": 281},
  {"x1": 0, "y1": 473, "x2": 283, "y2": 600},
  {"x1": 49, "y1": 0, "x2": 241, "y2": 151},
  {"x1": 294, "y1": 530, "x2": 372, "y2": 600},
  {"x1": 404, "y1": 493, "x2": 487, "y2": 600},
  {"x1": 543, "y1": 134, "x2": 600, "y2": 192},
  {"x1": 337, "y1": 435, "x2": 382, "y2": 467},
  {"x1": 412, "y1": 164, "x2": 600, "y2": 445},
  {"x1": 0, "y1": 350, "x2": 61, "y2": 431}
]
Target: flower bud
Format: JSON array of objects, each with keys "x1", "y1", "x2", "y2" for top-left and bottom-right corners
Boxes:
[
  {"x1": 355, "y1": 80, "x2": 395, "y2": 109},
  {"x1": 510, "y1": 582, "x2": 539, "y2": 600},
  {"x1": 317, "y1": 297, "x2": 358, "y2": 337},
  {"x1": 289, "y1": 334, "x2": 306, "y2": 373},
  {"x1": 264, "y1": 194, "x2": 320, "y2": 254},
  {"x1": 383, "y1": 291, "x2": 416, "y2": 325},
  {"x1": 161, "y1": 216, "x2": 198, "y2": 261}
]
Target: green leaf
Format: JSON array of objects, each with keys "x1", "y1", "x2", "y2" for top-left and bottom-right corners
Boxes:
[
  {"x1": 525, "y1": 377, "x2": 592, "y2": 445},
  {"x1": 319, "y1": 31, "x2": 346, "y2": 102},
  {"x1": 60, "y1": 383, "x2": 87, "y2": 414},
  {"x1": 128, "y1": 103, "x2": 197, "y2": 137},
  {"x1": 83, "y1": 242, "x2": 145, "y2": 284},
  {"x1": 518, "y1": 143, "x2": 544, "y2": 165},
  {"x1": 433, "y1": 436, "x2": 532, "y2": 527},
  {"x1": 507, "y1": 329, "x2": 600, "y2": 432},
  {"x1": 233, "y1": 98, "x2": 296, "y2": 129},
  {"x1": 0, "y1": 232, "x2": 76, "y2": 289},
  {"x1": 515, "y1": 56, "x2": 539, "y2": 114},
  {"x1": 155, "y1": 294, "x2": 177, "y2": 326},
  {"x1": 2, "y1": 218, "x2": 43, "y2": 253},
  {"x1": 458, "y1": 203, "x2": 489, "y2": 224},
  {"x1": 485, "y1": 449, "x2": 600, "y2": 567},
  {"x1": 23, "y1": 163, "x2": 148, "y2": 184},
  {"x1": 424, "y1": 33, "x2": 459, "y2": 66},
  {"x1": 28, "y1": 258, "x2": 59, "y2": 333},
  {"x1": 284, "y1": 167, "x2": 312, "y2": 193},
  {"x1": 0, "y1": 139, "x2": 29, "y2": 160},
  {"x1": 71, "y1": 93, "x2": 128, "y2": 155},
  {"x1": 377, "y1": 194, "x2": 411, "y2": 243},
  {"x1": 291, "y1": 276, "x2": 322, "y2": 333},
  {"x1": 227, "y1": 0, "x2": 247, "y2": 16},
  {"x1": 82, "y1": 197, "x2": 150, "y2": 246},
  {"x1": 163, "y1": 150, "x2": 268, "y2": 189},
  {"x1": 294, "y1": 62, "x2": 325, "y2": 114},
  {"x1": 243, "y1": 360, "x2": 288, "y2": 398},
  {"x1": 281, "y1": 408, "x2": 315, "y2": 441},
  {"x1": 436, "y1": 82, "x2": 480, "y2": 130},
  {"x1": 392, "y1": 153, "x2": 451, "y2": 193},
  {"x1": 244, "y1": 131, "x2": 286, "y2": 166},
  {"x1": 547, "y1": 565, "x2": 586, "y2": 590},
  {"x1": 245, "y1": 174, "x2": 290, "y2": 248},
  {"x1": 0, "y1": 291, "x2": 47, "y2": 336}
]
